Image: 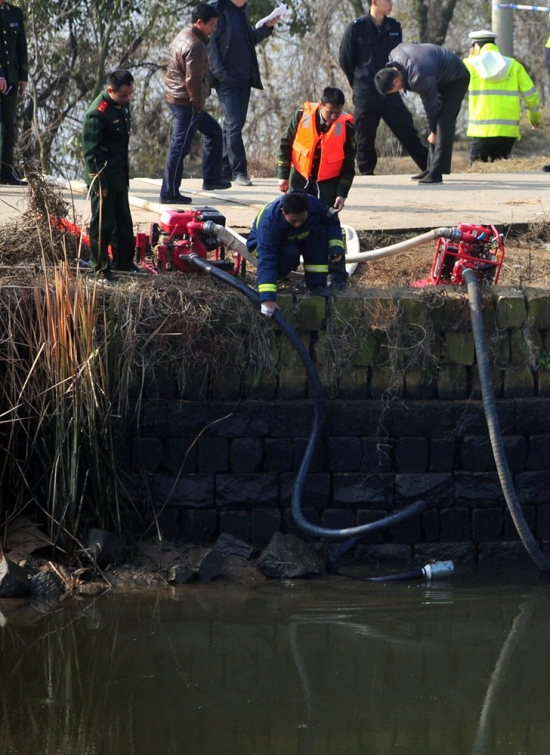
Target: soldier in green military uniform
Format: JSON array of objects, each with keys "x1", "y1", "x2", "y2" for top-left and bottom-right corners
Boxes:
[
  {"x1": 82, "y1": 69, "x2": 139, "y2": 281},
  {"x1": 0, "y1": 0, "x2": 29, "y2": 185}
]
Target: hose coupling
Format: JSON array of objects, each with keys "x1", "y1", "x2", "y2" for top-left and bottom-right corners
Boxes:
[{"x1": 422, "y1": 560, "x2": 454, "y2": 579}]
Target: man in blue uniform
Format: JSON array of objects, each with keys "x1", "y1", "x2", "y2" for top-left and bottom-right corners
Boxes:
[
  {"x1": 247, "y1": 190, "x2": 345, "y2": 316},
  {"x1": 339, "y1": 0, "x2": 427, "y2": 177},
  {"x1": 82, "y1": 70, "x2": 138, "y2": 281},
  {"x1": 0, "y1": 0, "x2": 29, "y2": 185}
]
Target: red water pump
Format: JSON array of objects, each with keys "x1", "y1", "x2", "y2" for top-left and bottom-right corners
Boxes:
[
  {"x1": 413, "y1": 223, "x2": 505, "y2": 288},
  {"x1": 136, "y1": 206, "x2": 242, "y2": 275}
]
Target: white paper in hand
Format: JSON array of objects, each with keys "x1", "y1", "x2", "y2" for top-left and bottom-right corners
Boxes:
[{"x1": 255, "y1": 3, "x2": 290, "y2": 28}]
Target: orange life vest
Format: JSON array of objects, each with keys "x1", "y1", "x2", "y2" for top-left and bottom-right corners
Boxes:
[{"x1": 291, "y1": 102, "x2": 353, "y2": 182}]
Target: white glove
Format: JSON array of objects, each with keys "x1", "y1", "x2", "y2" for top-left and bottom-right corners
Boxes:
[{"x1": 261, "y1": 303, "x2": 276, "y2": 317}]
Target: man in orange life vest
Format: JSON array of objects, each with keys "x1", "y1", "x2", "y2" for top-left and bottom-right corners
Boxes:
[{"x1": 277, "y1": 86, "x2": 356, "y2": 288}]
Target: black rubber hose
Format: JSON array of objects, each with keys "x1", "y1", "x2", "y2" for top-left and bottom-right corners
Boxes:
[
  {"x1": 364, "y1": 568, "x2": 426, "y2": 582},
  {"x1": 186, "y1": 252, "x2": 428, "y2": 539},
  {"x1": 463, "y1": 268, "x2": 550, "y2": 573}
]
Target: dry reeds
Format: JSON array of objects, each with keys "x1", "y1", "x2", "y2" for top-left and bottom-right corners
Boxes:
[
  {"x1": 1, "y1": 263, "x2": 131, "y2": 551},
  {"x1": 0, "y1": 266, "x2": 274, "y2": 555},
  {"x1": 0, "y1": 168, "x2": 276, "y2": 555}
]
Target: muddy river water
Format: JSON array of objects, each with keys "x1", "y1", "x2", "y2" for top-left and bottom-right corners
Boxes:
[{"x1": 1, "y1": 564, "x2": 549, "y2": 754}]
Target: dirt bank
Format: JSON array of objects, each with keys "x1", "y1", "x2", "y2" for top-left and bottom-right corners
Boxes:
[{"x1": 352, "y1": 223, "x2": 550, "y2": 290}]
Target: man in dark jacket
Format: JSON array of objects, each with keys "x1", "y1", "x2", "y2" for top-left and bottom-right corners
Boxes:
[
  {"x1": 83, "y1": 70, "x2": 137, "y2": 281},
  {"x1": 375, "y1": 43, "x2": 470, "y2": 184},
  {"x1": 161, "y1": 3, "x2": 229, "y2": 204},
  {"x1": 339, "y1": 0, "x2": 427, "y2": 177},
  {"x1": 247, "y1": 190, "x2": 345, "y2": 315},
  {"x1": 0, "y1": 0, "x2": 28, "y2": 185},
  {"x1": 208, "y1": 0, "x2": 280, "y2": 187}
]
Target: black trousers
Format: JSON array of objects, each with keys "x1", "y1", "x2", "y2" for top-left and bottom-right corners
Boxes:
[
  {"x1": 353, "y1": 91, "x2": 428, "y2": 175},
  {"x1": 428, "y1": 73, "x2": 470, "y2": 176},
  {"x1": 88, "y1": 189, "x2": 135, "y2": 274},
  {"x1": 0, "y1": 89, "x2": 18, "y2": 180},
  {"x1": 470, "y1": 136, "x2": 516, "y2": 164}
]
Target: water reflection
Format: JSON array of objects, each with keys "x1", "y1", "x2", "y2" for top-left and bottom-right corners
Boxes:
[
  {"x1": 472, "y1": 597, "x2": 537, "y2": 755},
  {"x1": 0, "y1": 568, "x2": 549, "y2": 754}
]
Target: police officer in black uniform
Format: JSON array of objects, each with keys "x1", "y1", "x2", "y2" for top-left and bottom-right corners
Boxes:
[
  {"x1": 82, "y1": 70, "x2": 139, "y2": 281},
  {"x1": 339, "y1": 0, "x2": 427, "y2": 177},
  {"x1": 0, "y1": 0, "x2": 28, "y2": 185}
]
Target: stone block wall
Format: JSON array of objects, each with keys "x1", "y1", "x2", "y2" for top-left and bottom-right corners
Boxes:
[{"x1": 128, "y1": 288, "x2": 550, "y2": 555}]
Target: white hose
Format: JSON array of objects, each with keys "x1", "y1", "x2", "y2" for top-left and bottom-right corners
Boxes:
[
  {"x1": 345, "y1": 226, "x2": 460, "y2": 263},
  {"x1": 205, "y1": 221, "x2": 362, "y2": 275},
  {"x1": 205, "y1": 222, "x2": 462, "y2": 281},
  {"x1": 202, "y1": 221, "x2": 259, "y2": 267}
]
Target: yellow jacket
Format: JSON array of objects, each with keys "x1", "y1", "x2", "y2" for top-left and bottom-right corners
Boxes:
[{"x1": 464, "y1": 43, "x2": 541, "y2": 138}]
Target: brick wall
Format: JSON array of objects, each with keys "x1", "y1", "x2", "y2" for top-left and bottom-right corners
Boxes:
[{"x1": 127, "y1": 288, "x2": 550, "y2": 552}]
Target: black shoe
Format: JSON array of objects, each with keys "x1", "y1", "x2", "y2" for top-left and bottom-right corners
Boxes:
[
  {"x1": 410, "y1": 169, "x2": 429, "y2": 181},
  {"x1": 418, "y1": 172, "x2": 443, "y2": 184},
  {"x1": 543, "y1": 165, "x2": 550, "y2": 173},
  {"x1": 0, "y1": 170, "x2": 27, "y2": 186},
  {"x1": 159, "y1": 194, "x2": 192, "y2": 204},
  {"x1": 202, "y1": 179, "x2": 232, "y2": 190},
  {"x1": 359, "y1": 169, "x2": 374, "y2": 176}
]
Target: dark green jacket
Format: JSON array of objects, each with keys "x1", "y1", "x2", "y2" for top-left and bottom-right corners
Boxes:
[
  {"x1": 82, "y1": 89, "x2": 131, "y2": 192},
  {"x1": 0, "y1": 2, "x2": 28, "y2": 84}
]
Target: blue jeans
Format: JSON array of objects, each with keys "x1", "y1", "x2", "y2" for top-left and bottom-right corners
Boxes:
[
  {"x1": 216, "y1": 83, "x2": 251, "y2": 178},
  {"x1": 161, "y1": 104, "x2": 223, "y2": 199}
]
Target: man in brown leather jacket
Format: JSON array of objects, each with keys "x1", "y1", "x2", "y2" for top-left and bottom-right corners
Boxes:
[{"x1": 160, "y1": 2, "x2": 230, "y2": 204}]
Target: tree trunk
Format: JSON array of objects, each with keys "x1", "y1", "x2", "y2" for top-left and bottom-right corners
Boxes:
[{"x1": 414, "y1": 0, "x2": 460, "y2": 45}]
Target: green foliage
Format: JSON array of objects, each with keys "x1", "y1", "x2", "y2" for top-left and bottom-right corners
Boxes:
[
  {"x1": 538, "y1": 351, "x2": 550, "y2": 370},
  {"x1": 19, "y1": 0, "x2": 188, "y2": 176},
  {"x1": 283, "y1": 0, "x2": 316, "y2": 37},
  {"x1": 246, "y1": 0, "x2": 315, "y2": 36}
]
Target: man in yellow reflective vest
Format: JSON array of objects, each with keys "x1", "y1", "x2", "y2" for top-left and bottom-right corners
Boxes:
[
  {"x1": 464, "y1": 29, "x2": 541, "y2": 164},
  {"x1": 277, "y1": 86, "x2": 356, "y2": 288}
]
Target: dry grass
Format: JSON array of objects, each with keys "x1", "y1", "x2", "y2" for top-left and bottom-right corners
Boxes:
[
  {"x1": 467, "y1": 155, "x2": 549, "y2": 174},
  {"x1": 351, "y1": 220, "x2": 550, "y2": 290}
]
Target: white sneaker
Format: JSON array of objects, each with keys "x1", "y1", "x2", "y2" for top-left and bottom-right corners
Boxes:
[{"x1": 234, "y1": 174, "x2": 253, "y2": 187}]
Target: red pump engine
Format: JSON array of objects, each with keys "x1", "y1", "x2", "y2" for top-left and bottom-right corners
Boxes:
[
  {"x1": 136, "y1": 206, "x2": 242, "y2": 275},
  {"x1": 413, "y1": 223, "x2": 505, "y2": 288}
]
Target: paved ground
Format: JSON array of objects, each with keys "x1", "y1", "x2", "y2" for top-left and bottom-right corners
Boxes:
[{"x1": 1, "y1": 170, "x2": 548, "y2": 236}]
